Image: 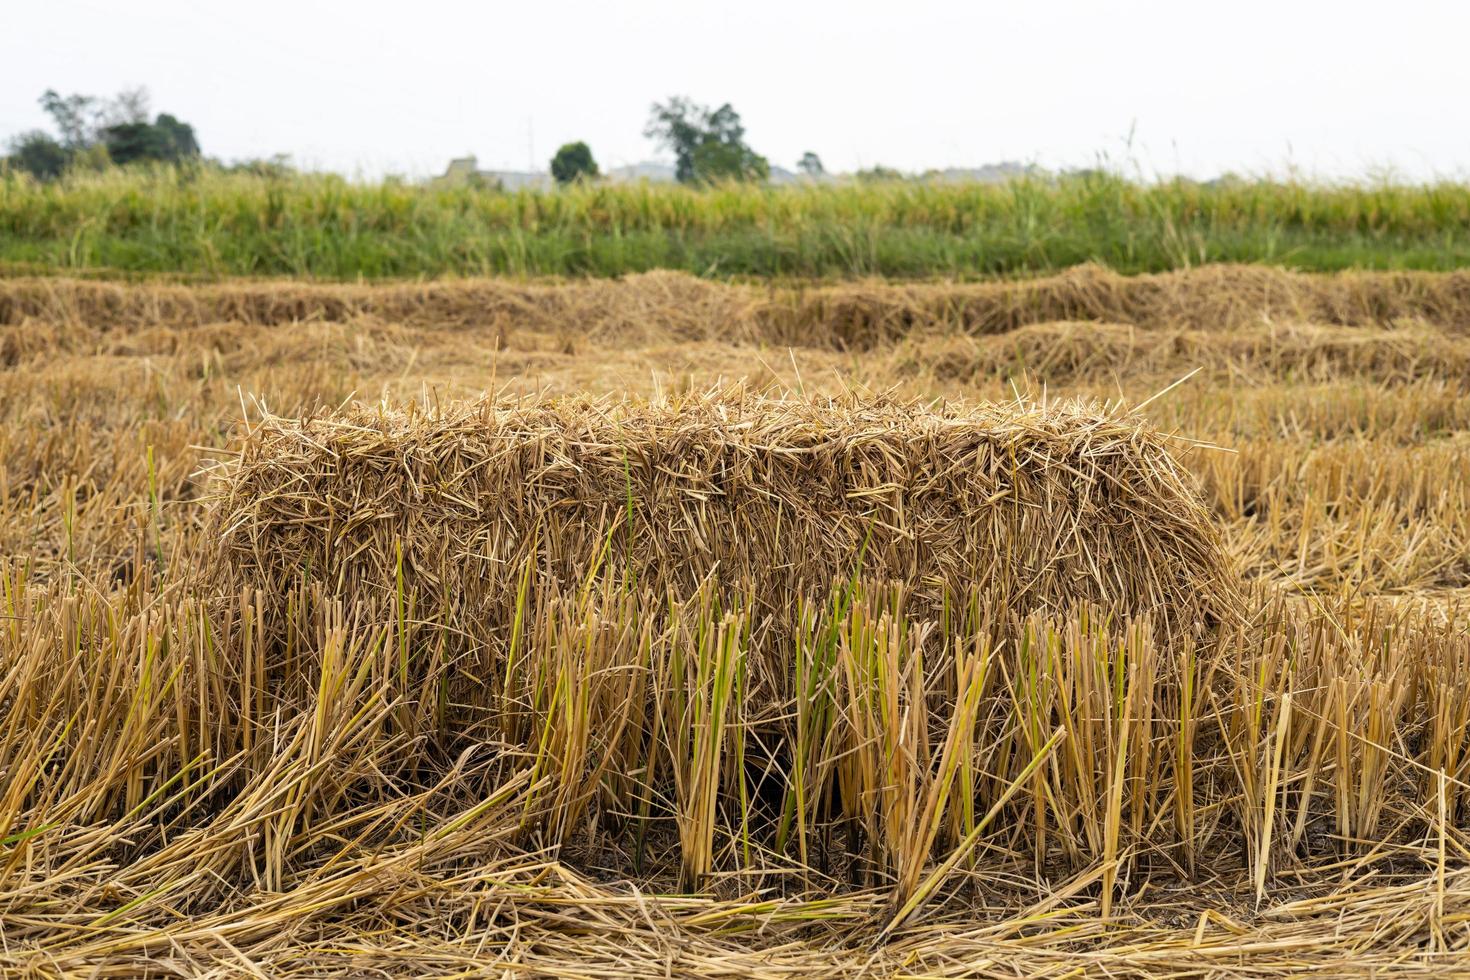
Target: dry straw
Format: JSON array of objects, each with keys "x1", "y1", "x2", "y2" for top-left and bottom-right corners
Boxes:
[
  {"x1": 206, "y1": 389, "x2": 1238, "y2": 645},
  {"x1": 898, "y1": 320, "x2": 1470, "y2": 389},
  {"x1": 199, "y1": 388, "x2": 1244, "y2": 898},
  {"x1": 9, "y1": 286, "x2": 1470, "y2": 972},
  {"x1": 6, "y1": 263, "x2": 1470, "y2": 347}
]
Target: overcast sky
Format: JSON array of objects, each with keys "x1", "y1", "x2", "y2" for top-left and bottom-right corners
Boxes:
[{"x1": 4, "y1": 0, "x2": 1468, "y2": 181}]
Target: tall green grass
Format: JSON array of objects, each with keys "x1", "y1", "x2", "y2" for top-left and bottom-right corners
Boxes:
[{"x1": 4, "y1": 166, "x2": 1470, "y2": 280}]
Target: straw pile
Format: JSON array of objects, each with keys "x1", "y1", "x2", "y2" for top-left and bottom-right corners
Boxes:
[
  {"x1": 6, "y1": 264, "x2": 1470, "y2": 346},
  {"x1": 207, "y1": 391, "x2": 1237, "y2": 643},
  {"x1": 900, "y1": 320, "x2": 1470, "y2": 388}
]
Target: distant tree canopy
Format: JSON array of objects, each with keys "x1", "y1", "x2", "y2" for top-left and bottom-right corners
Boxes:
[
  {"x1": 644, "y1": 97, "x2": 768, "y2": 184},
  {"x1": 550, "y1": 141, "x2": 598, "y2": 184},
  {"x1": 5, "y1": 131, "x2": 68, "y2": 181},
  {"x1": 39, "y1": 89, "x2": 107, "y2": 149},
  {"x1": 102, "y1": 113, "x2": 200, "y2": 166},
  {"x1": 798, "y1": 151, "x2": 824, "y2": 177},
  {"x1": 3, "y1": 88, "x2": 200, "y2": 180}
]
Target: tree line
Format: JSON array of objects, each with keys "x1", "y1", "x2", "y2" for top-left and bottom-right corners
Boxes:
[
  {"x1": 5, "y1": 88, "x2": 201, "y2": 180},
  {"x1": 4, "y1": 90, "x2": 825, "y2": 186}
]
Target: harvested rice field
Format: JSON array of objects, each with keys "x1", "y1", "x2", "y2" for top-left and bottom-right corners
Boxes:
[{"x1": 3, "y1": 264, "x2": 1470, "y2": 977}]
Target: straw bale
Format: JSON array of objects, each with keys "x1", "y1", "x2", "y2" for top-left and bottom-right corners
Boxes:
[{"x1": 207, "y1": 391, "x2": 1238, "y2": 644}]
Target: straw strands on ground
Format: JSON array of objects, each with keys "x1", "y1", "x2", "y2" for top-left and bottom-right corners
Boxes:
[
  {"x1": 897, "y1": 320, "x2": 1470, "y2": 389},
  {"x1": 2, "y1": 550, "x2": 1468, "y2": 976},
  {"x1": 4, "y1": 263, "x2": 1470, "y2": 347},
  {"x1": 5, "y1": 269, "x2": 1470, "y2": 975}
]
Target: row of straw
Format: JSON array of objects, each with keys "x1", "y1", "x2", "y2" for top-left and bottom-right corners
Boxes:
[{"x1": 5, "y1": 263, "x2": 1470, "y2": 345}]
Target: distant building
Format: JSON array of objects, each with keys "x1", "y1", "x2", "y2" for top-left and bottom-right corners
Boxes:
[
  {"x1": 603, "y1": 161, "x2": 677, "y2": 183},
  {"x1": 434, "y1": 156, "x2": 552, "y2": 191}
]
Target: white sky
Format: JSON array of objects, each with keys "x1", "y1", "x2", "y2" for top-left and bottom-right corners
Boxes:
[{"x1": 3, "y1": 0, "x2": 1469, "y2": 181}]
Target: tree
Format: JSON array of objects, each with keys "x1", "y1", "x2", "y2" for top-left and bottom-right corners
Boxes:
[
  {"x1": 39, "y1": 90, "x2": 102, "y2": 150},
  {"x1": 101, "y1": 123, "x2": 159, "y2": 166},
  {"x1": 689, "y1": 140, "x2": 768, "y2": 183},
  {"x1": 40, "y1": 87, "x2": 151, "y2": 148},
  {"x1": 103, "y1": 113, "x2": 200, "y2": 165},
  {"x1": 644, "y1": 97, "x2": 768, "y2": 184},
  {"x1": 102, "y1": 87, "x2": 152, "y2": 128},
  {"x1": 29, "y1": 86, "x2": 199, "y2": 168},
  {"x1": 153, "y1": 114, "x2": 200, "y2": 159},
  {"x1": 13, "y1": 88, "x2": 202, "y2": 177},
  {"x1": 797, "y1": 151, "x2": 824, "y2": 177},
  {"x1": 550, "y1": 141, "x2": 598, "y2": 184},
  {"x1": 5, "y1": 131, "x2": 68, "y2": 180}
]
